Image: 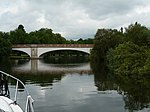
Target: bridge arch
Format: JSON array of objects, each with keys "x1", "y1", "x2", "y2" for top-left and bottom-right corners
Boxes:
[
  {"x1": 38, "y1": 48, "x2": 91, "y2": 57},
  {"x1": 12, "y1": 48, "x2": 31, "y2": 57}
]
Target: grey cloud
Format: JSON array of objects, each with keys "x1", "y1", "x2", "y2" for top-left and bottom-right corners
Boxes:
[
  {"x1": 71, "y1": 0, "x2": 142, "y2": 19},
  {"x1": 0, "y1": 0, "x2": 150, "y2": 39}
]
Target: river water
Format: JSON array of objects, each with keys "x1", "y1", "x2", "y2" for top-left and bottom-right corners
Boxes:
[{"x1": 0, "y1": 59, "x2": 150, "y2": 112}]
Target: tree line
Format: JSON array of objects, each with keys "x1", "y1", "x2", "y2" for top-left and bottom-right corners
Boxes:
[
  {"x1": 9, "y1": 25, "x2": 93, "y2": 44},
  {"x1": 0, "y1": 25, "x2": 93, "y2": 57},
  {"x1": 91, "y1": 22, "x2": 150, "y2": 78},
  {"x1": 90, "y1": 22, "x2": 150, "y2": 110}
]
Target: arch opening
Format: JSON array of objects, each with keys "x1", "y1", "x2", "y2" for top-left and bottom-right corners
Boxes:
[
  {"x1": 10, "y1": 50, "x2": 30, "y2": 59},
  {"x1": 39, "y1": 50, "x2": 90, "y2": 64}
]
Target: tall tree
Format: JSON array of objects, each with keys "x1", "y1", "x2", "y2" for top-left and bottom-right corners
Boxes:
[
  {"x1": 18, "y1": 24, "x2": 26, "y2": 33},
  {"x1": 125, "y1": 22, "x2": 150, "y2": 47},
  {"x1": 91, "y1": 29, "x2": 123, "y2": 63}
]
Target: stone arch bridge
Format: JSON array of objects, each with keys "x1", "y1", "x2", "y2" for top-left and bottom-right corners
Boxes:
[{"x1": 12, "y1": 44, "x2": 94, "y2": 59}]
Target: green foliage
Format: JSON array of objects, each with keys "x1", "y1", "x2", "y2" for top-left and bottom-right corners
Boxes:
[
  {"x1": 0, "y1": 32, "x2": 12, "y2": 57},
  {"x1": 8, "y1": 25, "x2": 93, "y2": 44},
  {"x1": 18, "y1": 24, "x2": 26, "y2": 33},
  {"x1": 77, "y1": 38, "x2": 93, "y2": 44},
  {"x1": 9, "y1": 29, "x2": 28, "y2": 44},
  {"x1": 91, "y1": 28, "x2": 123, "y2": 65},
  {"x1": 107, "y1": 42, "x2": 149, "y2": 78},
  {"x1": 125, "y1": 22, "x2": 150, "y2": 47},
  {"x1": 28, "y1": 28, "x2": 52, "y2": 44},
  {"x1": 90, "y1": 22, "x2": 150, "y2": 80},
  {"x1": 106, "y1": 23, "x2": 150, "y2": 79}
]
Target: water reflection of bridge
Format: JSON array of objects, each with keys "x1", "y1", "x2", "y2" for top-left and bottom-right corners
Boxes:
[{"x1": 12, "y1": 59, "x2": 92, "y2": 74}]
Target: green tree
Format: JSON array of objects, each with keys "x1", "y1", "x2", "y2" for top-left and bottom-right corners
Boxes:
[
  {"x1": 18, "y1": 24, "x2": 26, "y2": 33},
  {"x1": 9, "y1": 25, "x2": 28, "y2": 44},
  {"x1": 84, "y1": 38, "x2": 93, "y2": 44},
  {"x1": 28, "y1": 28, "x2": 66, "y2": 44},
  {"x1": 0, "y1": 31, "x2": 11, "y2": 57},
  {"x1": 77, "y1": 38, "x2": 84, "y2": 44},
  {"x1": 9, "y1": 29, "x2": 28, "y2": 44},
  {"x1": 125, "y1": 22, "x2": 150, "y2": 47},
  {"x1": 107, "y1": 42, "x2": 149, "y2": 79},
  {"x1": 91, "y1": 29, "x2": 123, "y2": 65},
  {"x1": 76, "y1": 38, "x2": 93, "y2": 44}
]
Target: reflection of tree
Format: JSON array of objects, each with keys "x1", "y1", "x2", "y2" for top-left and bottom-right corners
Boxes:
[
  {"x1": 43, "y1": 50, "x2": 89, "y2": 64},
  {"x1": 116, "y1": 76, "x2": 150, "y2": 111},
  {"x1": 90, "y1": 61, "x2": 117, "y2": 91},
  {"x1": 91, "y1": 58, "x2": 150, "y2": 111},
  {"x1": 0, "y1": 57, "x2": 12, "y2": 73},
  {"x1": 0, "y1": 74, "x2": 10, "y2": 97},
  {"x1": 11, "y1": 72, "x2": 64, "y2": 87}
]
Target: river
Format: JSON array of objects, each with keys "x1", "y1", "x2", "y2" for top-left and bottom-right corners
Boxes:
[{"x1": 0, "y1": 59, "x2": 150, "y2": 112}]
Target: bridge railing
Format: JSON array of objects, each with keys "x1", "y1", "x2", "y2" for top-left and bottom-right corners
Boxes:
[{"x1": 12, "y1": 44, "x2": 94, "y2": 48}]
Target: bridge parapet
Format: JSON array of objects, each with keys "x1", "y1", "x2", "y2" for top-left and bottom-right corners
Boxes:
[
  {"x1": 12, "y1": 44, "x2": 94, "y2": 48},
  {"x1": 12, "y1": 44, "x2": 31, "y2": 48}
]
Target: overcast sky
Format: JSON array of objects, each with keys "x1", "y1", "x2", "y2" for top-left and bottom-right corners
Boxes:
[{"x1": 0, "y1": 0, "x2": 150, "y2": 39}]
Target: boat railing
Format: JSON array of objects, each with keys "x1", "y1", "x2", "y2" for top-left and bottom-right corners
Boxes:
[{"x1": 0, "y1": 71, "x2": 34, "y2": 112}]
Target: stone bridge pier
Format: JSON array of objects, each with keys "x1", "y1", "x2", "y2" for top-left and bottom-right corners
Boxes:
[{"x1": 31, "y1": 45, "x2": 38, "y2": 59}]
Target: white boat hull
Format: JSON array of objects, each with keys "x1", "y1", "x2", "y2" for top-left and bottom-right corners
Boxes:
[{"x1": 0, "y1": 96, "x2": 23, "y2": 112}]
